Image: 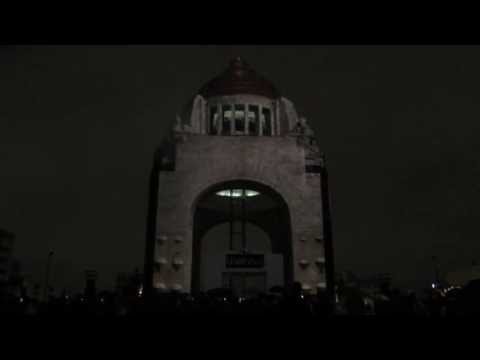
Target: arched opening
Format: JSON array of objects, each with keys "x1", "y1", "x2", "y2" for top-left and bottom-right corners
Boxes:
[{"x1": 191, "y1": 180, "x2": 293, "y2": 296}]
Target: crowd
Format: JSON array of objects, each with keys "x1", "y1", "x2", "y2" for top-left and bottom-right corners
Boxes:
[{"x1": 2, "y1": 280, "x2": 480, "y2": 317}]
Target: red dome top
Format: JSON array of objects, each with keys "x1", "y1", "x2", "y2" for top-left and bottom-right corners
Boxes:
[{"x1": 199, "y1": 57, "x2": 280, "y2": 99}]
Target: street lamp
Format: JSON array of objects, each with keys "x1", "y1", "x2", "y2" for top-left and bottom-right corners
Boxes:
[
  {"x1": 43, "y1": 251, "x2": 54, "y2": 303},
  {"x1": 432, "y1": 255, "x2": 440, "y2": 288}
]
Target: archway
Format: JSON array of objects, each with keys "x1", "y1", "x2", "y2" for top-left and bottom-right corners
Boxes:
[{"x1": 191, "y1": 180, "x2": 293, "y2": 296}]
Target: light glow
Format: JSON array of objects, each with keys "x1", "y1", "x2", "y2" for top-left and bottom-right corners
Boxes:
[{"x1": 216, "y1": 189, "x2": 260, "y2": 198}]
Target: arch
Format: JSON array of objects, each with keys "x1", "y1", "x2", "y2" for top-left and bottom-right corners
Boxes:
[
  {"x1": 191, "y1": 179, "x2": 293, "y2": 294},
  {"x1": 190, "y1": 178, "x2": 291, "y2": 217}
]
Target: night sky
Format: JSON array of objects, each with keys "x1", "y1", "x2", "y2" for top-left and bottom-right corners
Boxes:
[{"x1": 1, "y1": 45, "x2": 479, "y2": 293}]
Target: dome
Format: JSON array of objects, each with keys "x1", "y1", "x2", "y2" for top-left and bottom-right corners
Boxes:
[{"x1": 199, "y1": 57, "x2": 280, "y2": 99}]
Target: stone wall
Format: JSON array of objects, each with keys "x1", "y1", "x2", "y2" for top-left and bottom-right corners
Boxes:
[{"x1": 153, "y1": 134, "x2": 326, "y2": 293}]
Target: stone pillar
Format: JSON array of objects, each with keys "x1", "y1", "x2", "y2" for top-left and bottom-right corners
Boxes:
[
  {"x1": 244, "y1": 104, "x2": 249, "y2": 135},
  {"x1": 230, "y1": 104, "x2": 235, "y2": 135},
  {"x1": 200, "y1": 101, "x2": 206, "y2": 135},
  {"x1": 258, "y1": 104, "x2": 263, "y2": 136},
  {"x1": 218, "y1": 104, "x2": 223, "y2": 135},
  {"x1": 276, "y1": 101, "x2": 281, "y2": 135},
  {"x1": 270, "y1": 106, "x2": 275, "y2": 136}
]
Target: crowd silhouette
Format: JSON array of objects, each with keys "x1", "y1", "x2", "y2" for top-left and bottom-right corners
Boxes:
[{"x1": 2, "y1": 279, "x2": 480, "y2": 317}]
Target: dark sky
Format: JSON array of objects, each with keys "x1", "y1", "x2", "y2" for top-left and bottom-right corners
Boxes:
[{"x1": 1, "y1": 45, "x2": 479, "y2": 293}]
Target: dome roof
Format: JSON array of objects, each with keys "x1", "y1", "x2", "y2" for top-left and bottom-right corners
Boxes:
[{"x1": 199, "y1": 57, "x2": 280, "y2": 99}]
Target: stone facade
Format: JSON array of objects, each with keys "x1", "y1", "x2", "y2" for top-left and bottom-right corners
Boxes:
[{"x1": 145, "y1": 58, "x2": 331, "y2": 295}]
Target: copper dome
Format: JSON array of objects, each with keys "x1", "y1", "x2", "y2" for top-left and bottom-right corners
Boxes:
[{"x1": 199, "y1": 57, "x2": 280, "y2": 99}]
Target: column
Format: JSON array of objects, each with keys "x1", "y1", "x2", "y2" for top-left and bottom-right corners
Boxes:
[
  {"x1": 270, "y1": 105, "x2": 275, "y2": 136},
  {"x1": 230, "y1": 103, "x2": 234, "y2": 135},
  {"x1": 218, "y1": 104, "x2": 223, "y2": 135},
  {"x1": 201, "y1": 102, "x2": 206, "y2": 135},
  {"x1": 258, "y1": 104, "x2": 263, "y2": 136},
  {"x1": 244, "y1": 104, "x2": 249, "y2": 135},
  {"x1": 275, "y1": 101, "x2": 280, "y2": 136}
]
